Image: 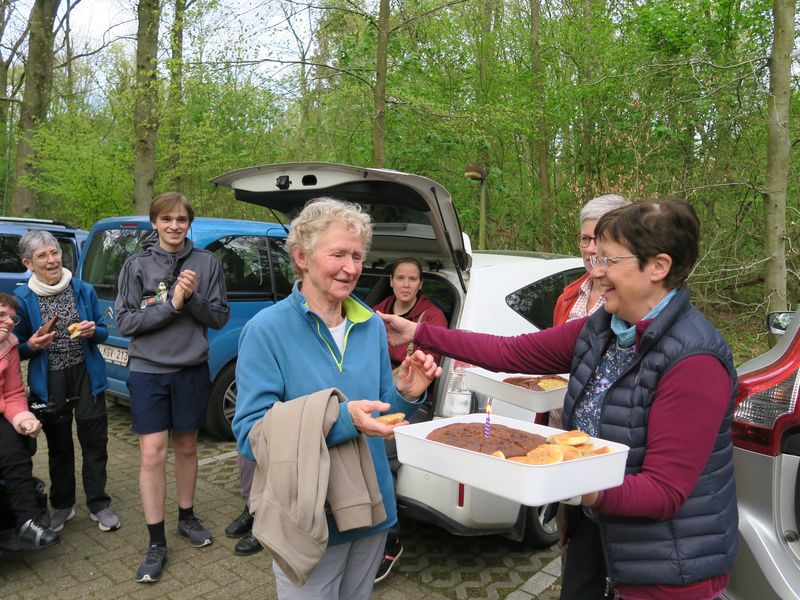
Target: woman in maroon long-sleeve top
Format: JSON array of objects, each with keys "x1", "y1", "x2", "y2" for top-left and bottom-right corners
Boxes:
[{"x1": 378, "y1": 199, "x2": 738, "y2": 600}]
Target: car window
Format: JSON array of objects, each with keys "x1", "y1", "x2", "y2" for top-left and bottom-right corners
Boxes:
[
  {"x1": 81, "y1": 229, "x2": 155, "y2": 300},
  {"x1": 506, "y1": 268, "x2": 586, "y2": 329},
  {"x1": 0, "y1": 234, "x2": 77, "y2": 274},
  {"x1": 0, "y1": 234, "x2": 26, "y2": 273},
  {"x1": 208, "y1": 236, "x2": 293, "y2": 300}
]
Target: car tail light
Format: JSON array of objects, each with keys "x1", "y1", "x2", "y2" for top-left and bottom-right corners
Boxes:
[
  {"x1": 733, "y1": 340, "x2": 800, "y2": 455},
  {"x1": 437, "y1": 360, "x2": 488, "y2": 417}
]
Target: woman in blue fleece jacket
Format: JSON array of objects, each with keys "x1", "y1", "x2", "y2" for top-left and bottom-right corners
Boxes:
[{"x1": 233, "y1": 198, "x2": 440, "y2": 600}]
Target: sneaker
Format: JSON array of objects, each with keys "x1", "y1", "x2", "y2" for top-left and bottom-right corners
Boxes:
[
  {"x1": 224, "y1": 506, "x2": 253, "y2": 538},
  {"x1": 177, "y1": 515, "x2": 213, "y2": 547},
  {"x1": 90, "y1": 507, "x2": 121, "y2": 532},
  {"x1": 374, "y1": 540, "x2": 403, "y2": 583},
  {"x1": 136, "y1": 544, "x2": 167, "y2": 583},
  {"x1": 49, "y1": 506, "x2": 75, "y2": 532},
  {"x1": 17, "y1": 518, "x2": 60, "y2": 549}
]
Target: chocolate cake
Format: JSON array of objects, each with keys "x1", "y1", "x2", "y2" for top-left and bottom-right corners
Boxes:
[
  {"x1": 503, "y1": 374, "x2": 568, "y2": 392},
  {"x1": 426, "y1": 422, "x2": 547, "y2": 457}
]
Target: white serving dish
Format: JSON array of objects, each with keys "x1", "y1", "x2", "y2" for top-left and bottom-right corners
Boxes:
[
  {"x1": 463, "y1": 367, "x2": 569, "y2": 413},
  {"x1": 394, "y1": 413, "x2": 629, "y2": 506}
]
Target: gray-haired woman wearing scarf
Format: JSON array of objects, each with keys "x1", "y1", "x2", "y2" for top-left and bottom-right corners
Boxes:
[{"x1": 13, "y1": 230, "x2": 120, "y2": 534}]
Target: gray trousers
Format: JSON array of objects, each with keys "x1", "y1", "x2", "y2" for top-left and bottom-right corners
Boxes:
[{"x1": 273, "y1": 530, "x2": 388, "y2": 600}]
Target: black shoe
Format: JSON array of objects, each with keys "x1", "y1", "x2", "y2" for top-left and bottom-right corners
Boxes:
[
  {"x1": 136, "y1": 544, "x2": 167, "y2": 583},
  {"x1": 225, "y1": 507, "x2": 254, "y2": 538},
  {"x1": 234, "y1": 533, "x2": 263, "y2": 556},
  {"x1": 16, "y1": 518, "x2": 60, "y2": 550},
  {"x1": 374, "y1": 538, "x2": 403, "y2": 583}
]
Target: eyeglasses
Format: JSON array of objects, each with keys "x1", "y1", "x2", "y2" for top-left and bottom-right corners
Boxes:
[
  {"x1": 577, "y1": 234, "x2": 596, "y2": 248},
  {"x1": 31, "y1": 248, "x2": 62, "y2": 263},
  {"x1": 589, "y1": 255, "x2": 638, "y2": 272},
  {"x1": 0, "y1": 311, "x2": 20, "y2": 325}
]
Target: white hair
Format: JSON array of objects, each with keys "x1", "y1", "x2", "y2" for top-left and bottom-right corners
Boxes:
[
  {"x1": 286, "y1": 197, "x2": 373, "y2": 281},
  {"x1": 579, "y1": 194, "x2": 630, "y2": 223}
]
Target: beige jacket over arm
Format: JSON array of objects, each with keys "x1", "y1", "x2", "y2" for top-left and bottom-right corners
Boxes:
[{"x1": 248, "y1": 387, "x2": 386, "y2": 586}]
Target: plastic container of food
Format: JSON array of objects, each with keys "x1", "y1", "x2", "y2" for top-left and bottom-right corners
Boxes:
[
  {"x1": 394, "y1": 413, "x2": 629, "y2": 506},
  {"x1": 463, "y1": 367, "x2": 569, "y2": 413}
]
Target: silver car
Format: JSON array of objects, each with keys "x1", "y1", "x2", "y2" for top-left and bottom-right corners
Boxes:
[{"x1": 725, "y1": 310, "x2": 800, "y2": 599}]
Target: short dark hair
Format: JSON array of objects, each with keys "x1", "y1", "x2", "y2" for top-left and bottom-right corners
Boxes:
[
  {"x1": 594, "y1": 197, "x2": 700, "y2": 289},
  {"x1": 390, "y1": 257, "x2": 423, "y2": 278},
  {"x1": 149, "y1": 192, "x2": 195, "y2": 224},
  {"x1": 0, "y1": 292, "x2": 19, "y2": 311}
]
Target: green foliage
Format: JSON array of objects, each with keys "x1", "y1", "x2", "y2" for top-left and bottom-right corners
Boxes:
[{"x1": 2, "y1": 0, "x2": 797, "y2": 328}]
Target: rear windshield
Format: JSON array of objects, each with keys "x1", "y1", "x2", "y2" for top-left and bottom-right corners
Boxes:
[
  {"x1": 506, "y1": 268, "x2": 585, "y2": 329},
  {"x1": 81, "y1": 229, "x2": 155, "y2": 300},
  {"x1": 0, "y1": 233, "x2": 79, "y2": 274}
]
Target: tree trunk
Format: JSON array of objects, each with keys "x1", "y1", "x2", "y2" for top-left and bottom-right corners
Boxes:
[
  {"x1": 579, "y1": 0, "x2": 594, "y2": 190},
  {"x1": 10, "y1": 0, "x2": 60, "y2": 216},
  {"x1": 134, "y1": 0, "x2": 161, "y2": 214},
  {"x1": 762, "y1": 0, "x2": 793, "y2": 314},
  {"x1": 372, "y1": 0, "x2": 389, "y2": 168},
  {"x1": 167, "y1": 0, "x2": 185, "y2": 189},
  {"x1": 529, "y1": 0, "x2": 550, "y2": 250}
]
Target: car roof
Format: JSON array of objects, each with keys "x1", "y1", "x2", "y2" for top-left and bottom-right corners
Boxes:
[
  {"x1": 87, "y1": 215, "x2": 288, "y2": 246},
  {"x1": 210, "y1": 162, "x2": 470, "y2": 291},
  {"x1": 0, "y1": 216, "x2": 82, "y2": 231}
]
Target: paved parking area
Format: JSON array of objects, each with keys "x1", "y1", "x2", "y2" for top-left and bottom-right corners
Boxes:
[{"x1": 1, "y1": 402, "x2": 563, "y2": 599}]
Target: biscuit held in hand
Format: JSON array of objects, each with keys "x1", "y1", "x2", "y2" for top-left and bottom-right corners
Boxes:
[
  {"x1": 36, "y1": 315, "x2": 60, "y2": 336},
  {"x1": 376, "y1": 412, "x2": 406, "y2": 425},
  {"x1": 67, "y1": 323, "x2": 81, "y2": 339}
]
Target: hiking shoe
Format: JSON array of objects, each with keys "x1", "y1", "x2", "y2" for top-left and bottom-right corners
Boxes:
[
  {"x1": 49, "y1": 506, "x2": 75, "y2": 532},
  {"x1": 177, "y1": 515, "x2": 213, "y2": 547},
  {"x1": 90, "y1": 507, "x2": 121, "y2": 532},
  {"x1": 17, "y1": 518, "x2": 60, "y2": 549},
  {"x1": 136, "y1": 544, "x2": 167, "y2": 583},
  {"x1": 234, "y1": 532, "x2": 263, "y2": 556},
  {"x1": 224, "y1": 506, "x2": 253, "y2": 538},
  {"x1": 374, "y1": 540, "x2": 403, "y2": 583}
]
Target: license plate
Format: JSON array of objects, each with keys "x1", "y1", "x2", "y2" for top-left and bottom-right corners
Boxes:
[{"x1": 98, "y1": 344, "x2": 128, "y2": 366}]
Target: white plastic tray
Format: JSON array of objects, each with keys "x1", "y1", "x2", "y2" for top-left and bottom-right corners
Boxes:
[
  {"x1": 394, "y1": 413, "x2": 629, "y2": 506},
  {"x1": 463, "y1": 367, "x2": 569, "y2": 413}
]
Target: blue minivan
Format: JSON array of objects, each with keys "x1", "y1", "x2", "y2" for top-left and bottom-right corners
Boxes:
[{"x1": 77, "y1": 216, "x2": 292, "y2": 438}]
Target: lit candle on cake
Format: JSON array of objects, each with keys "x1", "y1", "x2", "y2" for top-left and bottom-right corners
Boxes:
[{"x1": 484, "y1": 403, "x2": 492, "y2": 439}]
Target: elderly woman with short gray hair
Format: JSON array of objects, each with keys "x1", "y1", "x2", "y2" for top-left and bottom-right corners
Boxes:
[
  {"x1": 233, "y1": 197, "x2": 441, "y2": 600},
  {"x1": 553, "y1": 194, "x2": 631, "y2": 326},
  {"x1": 13, "y1": 230, "x2": 119, "y2": 534}
]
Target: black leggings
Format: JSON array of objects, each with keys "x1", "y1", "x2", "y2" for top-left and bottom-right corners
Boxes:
[{"x1": 560, "y1": 506, "x2": 610, "y2": 599}]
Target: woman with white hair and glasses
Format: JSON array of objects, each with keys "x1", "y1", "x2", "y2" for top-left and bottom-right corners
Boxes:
[
  {"x1": 553, "y1": 194, "x2": 631, "y2": 326},
  {"x1": 233, "y1": 198, "x2": 440, "y2": 599},
  {"x1": 13, "y1": 230, "x2": 119, "y2": 534}
]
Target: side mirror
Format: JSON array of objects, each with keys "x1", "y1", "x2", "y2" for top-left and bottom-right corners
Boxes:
[{"x1": 765, "y1": 311, "x2": 796, "y2": 335}]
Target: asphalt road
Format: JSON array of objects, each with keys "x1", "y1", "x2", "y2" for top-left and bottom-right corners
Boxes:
[{"x1": 1, "y1": 401, "x2": 564, "y2": 599}]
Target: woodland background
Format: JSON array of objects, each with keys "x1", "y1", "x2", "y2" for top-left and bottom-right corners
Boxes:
[{"x1": 0, "y1": 0, "x2": 797, "y2": 360}]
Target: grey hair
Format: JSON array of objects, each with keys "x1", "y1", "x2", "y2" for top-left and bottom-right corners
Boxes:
[
  {"x1": 286, "y1": 197, "x2": 373, "y2": 281},
  {"x1": 18, "y1": 230, "x2": 60, "y2": 260},
  {"x1": 579, "y1": 194, "x2": 630, "y2": 223}
]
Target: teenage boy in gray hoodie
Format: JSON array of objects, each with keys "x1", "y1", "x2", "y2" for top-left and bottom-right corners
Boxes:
[{"x1": 115, "y1": 192, "x2": 229, "y2": 583}]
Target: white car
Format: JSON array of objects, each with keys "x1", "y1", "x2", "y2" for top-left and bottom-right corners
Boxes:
[{"x1": 212, "y1": 162, "x2": 584, "y2": 547}]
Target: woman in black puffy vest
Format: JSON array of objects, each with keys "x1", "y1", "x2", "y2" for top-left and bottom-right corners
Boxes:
[{"x1": 380, "y1": 198, "x2": 738, "y2": 600}]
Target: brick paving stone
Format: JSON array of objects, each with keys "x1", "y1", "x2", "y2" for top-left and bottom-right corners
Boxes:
[{"x1": 0, "y1": 400, "x2": 562, "y2": 599}]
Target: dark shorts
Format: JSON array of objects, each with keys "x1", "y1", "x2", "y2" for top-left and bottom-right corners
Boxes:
[{"x1": 128, "y1": 363, "x2": 211, "y2": 434}]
